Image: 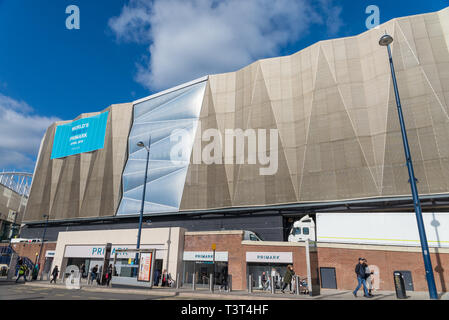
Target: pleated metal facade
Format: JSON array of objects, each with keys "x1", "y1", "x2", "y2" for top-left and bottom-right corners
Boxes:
[{"x1": 23, "y1": 7, "x2": 449, "y2": 222}]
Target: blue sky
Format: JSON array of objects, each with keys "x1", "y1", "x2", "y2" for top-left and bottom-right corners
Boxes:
[{"x1": 0, "y1": 0, "x2": 447, "y2": 172}]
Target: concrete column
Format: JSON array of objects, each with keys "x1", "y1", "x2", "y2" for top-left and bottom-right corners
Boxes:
[{"x1": 7, "y1": 253, "x2": 17, "y2": 280}]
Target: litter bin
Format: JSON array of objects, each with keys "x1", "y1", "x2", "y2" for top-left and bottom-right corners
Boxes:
[
  {"x1": 1, "y1": 267, "x2": 8, "y2": 276},
  {"x1": 393, "y1": 271, "x2": 407, "y2": 299}
]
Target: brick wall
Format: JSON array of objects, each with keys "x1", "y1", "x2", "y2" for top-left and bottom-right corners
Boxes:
[
  {"x1": 184, "y1": 232, "x2": 449, "y2": 292},
  {"x1": 8, "y1": 242, "x2": 56, "y2": 276},
  {"x1": 317, "y1": 246, "x2": 449, "y2": 292},
  {"x1": 184, "y1": 232, "x2": 308, "y2": 290},
  {"x1": 242, "y1": 244, "x2": 308, "y2": 287},
  {"x1": 184, "y1": 233, "x2": 245, "y2": 289}
]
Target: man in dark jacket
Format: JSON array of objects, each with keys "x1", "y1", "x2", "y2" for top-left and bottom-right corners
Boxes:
[
  {"x1": 353, "y1": 258, "x2": 371, "y2": 298},
  {"x1": 50, "y1": 265, "x2": 59, "y2": 283}
]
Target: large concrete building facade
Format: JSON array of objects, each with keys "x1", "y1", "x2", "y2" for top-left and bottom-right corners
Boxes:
[{"x1": 22, "y1": 8, "x2": 449, "y2": 241}]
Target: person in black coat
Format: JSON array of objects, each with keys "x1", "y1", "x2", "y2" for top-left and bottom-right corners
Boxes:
[
  {"x1": 50, "y1": 265, "x2": 59, "y2": 284},
  {"x1": 219, "y1": 268, "x2": 228, "y2": 291},
  {"x1": 352, "y1": 258, "x2": 372, "y2": 298}
]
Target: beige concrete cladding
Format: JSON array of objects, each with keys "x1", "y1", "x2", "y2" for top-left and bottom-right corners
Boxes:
[
  {"x1": 180, "y1": 7, "x2": 449, "y2": 210},
  {"x1": 0, "y1": 184, "x2": 27, "y2": 224},
  {"x1": 52, "y1": 227, "x2": 185, "y2": 280},
  {"x1": 23, "y1": 103, "x2": 133, "y2": 222}
]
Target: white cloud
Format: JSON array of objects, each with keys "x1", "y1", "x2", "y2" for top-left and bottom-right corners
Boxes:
[
  {"x1": 0, "y1": 93, "x2": 59, "y2": 171},
  {"x1": 109, "y1": 0, "x2": 343, "y2": 91}
]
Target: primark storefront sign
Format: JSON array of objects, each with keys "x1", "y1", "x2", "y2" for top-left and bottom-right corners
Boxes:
[
  {"x1": 183, "y1": 251, "x2": 228, "y2": 262},
  {"x1": 64, "y1": 244, "x2": 165, "y2": 259},
  {"x1": 246, "y1": 252, "x2": 293, "y2": 263}
]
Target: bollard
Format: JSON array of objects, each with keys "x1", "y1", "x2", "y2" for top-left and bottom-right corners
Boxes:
[
  {"x1": 271, "y1": 275, "x2": 276, "y2": 294},
  {"x1": 296, "y1": 276, "x2": 300, "y2": 296},
  {"x1": 176, "y1": 273, "x2": 180, "y2": 289},
  {"x1": 192, "y1": 273, "x2": 196, "y2": 291},
  {"x1": 248, "y1": 274, "x2": 252, "y2": 293},
  {"x1": 209, "y1": 274, "x2": 214, "y2": 292}
]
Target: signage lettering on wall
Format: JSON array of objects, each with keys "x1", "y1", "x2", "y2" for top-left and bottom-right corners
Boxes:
[
  {"x1": 183, "y1": 251, "x2": 228, "y2": 262},
  {"x1": 246, "y1": 252, "x2": 293, "y2": 263},
  {"x1": 64, "y1": 245, "x2": 165, "y2": 259}
]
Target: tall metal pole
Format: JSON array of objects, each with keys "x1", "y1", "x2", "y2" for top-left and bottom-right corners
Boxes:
[
  {"x1": 36, "y1": 215, "x2": 49, "y2": 272},
  {"x1": 380, "y1": 35, "x2": 438, "y2": 300},
  {"x1": 135, "y1": 136, "x2": 151, "y2": 266}
]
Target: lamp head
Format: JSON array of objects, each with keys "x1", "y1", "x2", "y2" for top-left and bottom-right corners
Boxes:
[{"x1": 379, "y1": 34, "x2": 393, "y2": 46}]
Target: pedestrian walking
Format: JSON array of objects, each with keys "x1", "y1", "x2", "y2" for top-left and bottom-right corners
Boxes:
[
  {"x1": 80, "y1": 264, "x2": 86, "y2": 278},
  {"x1": 353, "y1": 258, "x2": 372, "y2": 298},
  {"x1": 161, "y1": 269, "x2": 168, "y2": 287},
  {"x1": 364, "y1": 259, "x2": 375, "y2": 296},
  {"x1": 261, "y1": 272, "x2": 268, "y2": 291},
  {"x1": 90, "y1": 265, "x2": 98, "y2": 285},
  {"x1": 50, "y1": 265, "x2": 59, "y2": 283},
  {"x1": 15, "y1": 264, "x2": 28, "y2": 283},
  {"x1": 106, "y1": 264, "x2": 113, "y2": 287},
  {"x1": 32, "y1": 264, "x2": 39, "y2": 280},
  {"x1": 154, "y1": 269, "x2": 160, "y2": 286},
  {"x1": 219, "y1": 268, "x2": 228, "y2": 292},
  {"x1": 281, "y1": 265, "x2": 295, "y2": 293}
]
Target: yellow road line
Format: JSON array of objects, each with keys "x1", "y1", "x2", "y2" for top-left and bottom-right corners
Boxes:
[{"x1": 319, "y1": 236, "x2": 449, "y2": 243}]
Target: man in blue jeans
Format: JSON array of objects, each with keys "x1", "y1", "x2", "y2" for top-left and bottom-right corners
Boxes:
[{"x1": 353, "y1": 258, "x2": 372, "y2": 298}]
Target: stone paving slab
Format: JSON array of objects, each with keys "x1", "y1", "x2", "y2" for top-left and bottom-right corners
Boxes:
[{"x1": 18, "y1": 280, "x2": 442, "y2": 300}]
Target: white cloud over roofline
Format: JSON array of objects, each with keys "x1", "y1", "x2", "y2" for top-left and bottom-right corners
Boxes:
[
  {"x1": 0, "y1": 93, "x2": 60, "y2": 171},
  {"x1": 109, "y1": 0, "x2": 343, "y2": 91}
]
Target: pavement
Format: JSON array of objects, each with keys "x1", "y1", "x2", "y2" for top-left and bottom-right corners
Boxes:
[{"x1": 1, "y1": 277, "x2": 446, "y2": 300}]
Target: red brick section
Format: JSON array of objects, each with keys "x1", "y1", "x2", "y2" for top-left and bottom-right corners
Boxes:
[
  {"x1": 242, "y1": 244, "x2": 308, "y2": 282},
  {"x1": 184, "y1": 233, "x2": 308, "y2": 290},
  {"x1": 0, "y1": 242, "x2": 56, "y2": 276},
  {"x1": 184, "y1": 233, "x2": 245, "y2": 289},
  {"x1": 184, "y1": 233, "x2": 449, "y2": 292},
  {"x1": 317, "y1": 246, "x2": 449, "y2": 292}
]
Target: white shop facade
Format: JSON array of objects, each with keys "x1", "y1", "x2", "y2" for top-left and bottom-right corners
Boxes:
[{"x1": 52, "y1": 227, "x2": 185, "y2": 282}]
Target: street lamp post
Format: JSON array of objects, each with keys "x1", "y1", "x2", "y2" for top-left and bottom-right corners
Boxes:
[
  {"x1": 379, "y1": 34, "x2": 438, "y2": 300},
  {"x1": 135, "y1": 136, "x2": 152, "y2": 267},
  {"x1": 36, "y1": 214, "x2": 49, "y2": 273}
]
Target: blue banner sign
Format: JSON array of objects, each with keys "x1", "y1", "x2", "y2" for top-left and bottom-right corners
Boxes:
[{"x1": 51, "y1": 112, "x2": 109, "y2": 159}]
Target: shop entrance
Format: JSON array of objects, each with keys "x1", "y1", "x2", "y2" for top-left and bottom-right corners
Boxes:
[
  {"x1": 183, "y1": 261, "x2": 228, "y2": 287},
  {"x1": 66, "y1": 258, "x2": 91, "y2": 278},
  {"x1": 247, "y1": 263, "x2": 289, "y2": 289}
]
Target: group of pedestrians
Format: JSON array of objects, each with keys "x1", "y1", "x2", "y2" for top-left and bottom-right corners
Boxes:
[
  {"x1": 259, "y1": 265, "x2": 308, "y2": 294},
  {"x1": 353, "y1": 257, "x2": 375, "y2": 298},
  {"x1": 153, "y1": 269, "x2": 174, "y2": 287},
  {"x1": 88, "y1": 264, "x2": 113, "y2": 286}
]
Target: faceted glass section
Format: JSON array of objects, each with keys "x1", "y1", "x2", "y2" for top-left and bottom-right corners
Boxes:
[{"x1": 117, "y1": 80, "x2": 207, "y2": 216}]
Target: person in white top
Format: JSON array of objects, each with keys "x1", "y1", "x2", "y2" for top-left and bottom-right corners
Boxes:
[{"x1": 363, "y1": 259, "x2": 374, "y2": 296}]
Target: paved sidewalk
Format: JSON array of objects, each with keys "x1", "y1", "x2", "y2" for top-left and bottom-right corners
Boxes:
[{"x1": 17, "y1": 279, "x2": 445, "y2": 300}]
